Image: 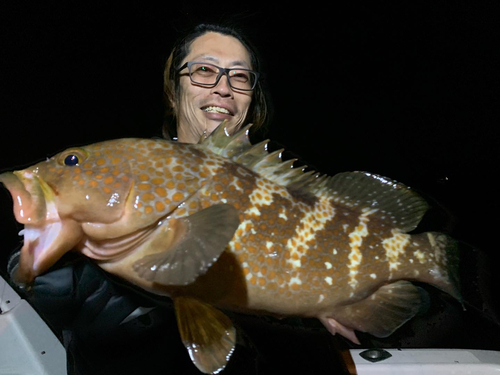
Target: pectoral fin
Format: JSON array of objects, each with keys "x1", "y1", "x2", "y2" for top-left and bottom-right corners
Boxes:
[
  {"x1": 133, "y1": 204, "x2": 240, "y2": 286},
  {"x1": 175, "y1": 296, "x2": 236, "y2": 374},
  {"x1": 322, "y1": 281, "x2": 425, "y2": 342}
]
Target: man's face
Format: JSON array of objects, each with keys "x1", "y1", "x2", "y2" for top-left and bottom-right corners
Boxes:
[{"x1": 174, "y1": 32, "x2": 254, "y2": 143}]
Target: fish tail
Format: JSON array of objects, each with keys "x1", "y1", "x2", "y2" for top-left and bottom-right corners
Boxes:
[{"x1": 411, "y1": 232, "x2": 461, "y2": 303}]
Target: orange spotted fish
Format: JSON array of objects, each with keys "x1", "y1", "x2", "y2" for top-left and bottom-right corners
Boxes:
[{"x1": 0, "y1": 124, "x2": 460, "y2": 374}]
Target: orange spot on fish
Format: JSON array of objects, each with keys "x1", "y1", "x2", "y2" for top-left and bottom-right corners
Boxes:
[
  {"x1": 258, "y1": 278, "x2": 266, "y2": 286},
  {"x1": 172, "y1": 192, "x2": 184, "y2": 202},
  {"x1": 151, "y1": 178, "x2": 164, "y2": 185},
  {"x1": 142, "y1": 193, "x2": 155, "y2": 201},
  {"x1": 96, "y1": 159, "x2": 106, "y2": 166},
  {"x1": 104, "y1": 176, "x2": 114, "y2": 184},
  {"x1": 103, "y1": 187, "x2": 112, "y2": 194},
  {"x1": 144, "y1": 206, "x2": 154, "y2": 215},
  {"x1": 89, "y1": 180, "x2": 98, "y2": 188},
  {"x1": 166, "y1": 181, "x2": 175, "y2": 189},
  {"x1": 139, "y1": 174, "x2": 150, "y2": 181},
  {"x1": 155, "y1": 187, "x2": 167, "y2": 197},
  {"x1": 155, "y1": 201, "x2": 165, "y2": 212},
  {"x1": 138, "y1": 183, "x2": 151, "y2": 191}
]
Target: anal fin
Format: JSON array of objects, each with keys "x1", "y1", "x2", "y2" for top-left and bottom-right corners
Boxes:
[
  {"x1": 175, "y1": 296, "x2": 236, "y2": 374},
  {"x1": 322, "y1": 281, "x2": 425, "y2": 342}
]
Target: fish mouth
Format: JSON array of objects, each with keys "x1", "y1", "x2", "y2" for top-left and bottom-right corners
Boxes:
[{"x1": 0, "y1": 171, "x2": 83, "y2": 284}]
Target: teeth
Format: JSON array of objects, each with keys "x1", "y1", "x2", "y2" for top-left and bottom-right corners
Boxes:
[
  {"x1": 203, "y1": 106, "x2": 230, "y2": 114},
  {"x1": 18, "y1": 229, "x2": 25, "y2": 237}
]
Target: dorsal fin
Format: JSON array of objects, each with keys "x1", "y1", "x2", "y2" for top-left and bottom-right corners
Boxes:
[
  {"x1": 200, "y1": 124, "x2": 429, "y2": 232},
  {"x1": 312, "y1": 172, "x2": 429, "y2": 232},
  {"x1": 200, "y1": 122, "x2": 322, "y2": 189}
]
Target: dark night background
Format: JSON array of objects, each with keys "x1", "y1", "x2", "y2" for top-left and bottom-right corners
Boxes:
[{"x1": 0, "y1": 2, "x2": 499, "y2": 369}]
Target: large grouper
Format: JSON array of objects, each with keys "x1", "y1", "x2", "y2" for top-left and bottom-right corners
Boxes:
[{"x1": 0, "y1": 123, "x2": 460, "y2": 374}]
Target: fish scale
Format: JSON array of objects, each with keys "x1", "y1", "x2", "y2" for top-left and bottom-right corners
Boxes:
[{"x1": 0, "y1": 123, "x2": 461, "y2": 374}]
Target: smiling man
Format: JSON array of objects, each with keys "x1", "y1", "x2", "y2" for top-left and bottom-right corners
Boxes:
[{"x1": 163, "y1": 24, "x2": 269, "y2": 142}]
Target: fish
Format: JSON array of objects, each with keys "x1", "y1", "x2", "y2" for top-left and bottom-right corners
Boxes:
[{"x1": 0, "y1": 123, "x2": 460, "y2": 374}]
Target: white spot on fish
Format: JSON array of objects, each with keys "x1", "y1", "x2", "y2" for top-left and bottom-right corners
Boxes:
[
  {"x1": 413, "y1": 250, "x2": 427, "y2": 263},
  {"x1": 246, "y1": 206, "x2": 261, "y2": 217},
  {"x1": 325, "y1": 262, "x2": 332, "y2": 269},
  {"x1": 383, "y1": 229, "x2": 411, "y2": 271},
  {"x1": 333, "y1": 249, "x2": 338, "y2": 255},
  {"x1": 427, "y1": 232, "x2": 437, "y2": 247},
  {"x1": 318, "y1": 294, "x2": 325, "y2": 304},
  {"x1": 347, "y1": 208, "x2": 375, "y2": 288},
  {"x1": 133, "y1": 195, "x2": 140, "y2": 210},
  {"x1": 343, "y1": 224, "x2": 349, "y2": 232},
  {"x1": 287, "y1": 197, "x2": 335, "y2": 268},
  {"x1": 370, "y1": 273, "x2": 377, "y2": 279},
  {"x1": 325, "y1": 276, "x2": 333, "y2": 285},
  {"x1": 107, "y1": 193, "x2": 120, "y2": 207},
  {"x1": 289, "y1": 276, "x2": 302, "y2": 286}
]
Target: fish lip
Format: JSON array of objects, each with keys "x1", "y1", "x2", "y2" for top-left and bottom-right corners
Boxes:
[
  {"x1": 0, "y1": 171, "x2": 40, "y2": 224},
  {"x1": 201, "y1": 104, "x2": 234, "y2": 116},
  {"x1": 0, "y1": 171, "x2": 82, "y2": 284}
]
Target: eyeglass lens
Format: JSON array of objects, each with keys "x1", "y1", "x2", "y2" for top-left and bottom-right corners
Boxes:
[{"x1": 189, "y1": 62, "x2": 257, "y2": 90}]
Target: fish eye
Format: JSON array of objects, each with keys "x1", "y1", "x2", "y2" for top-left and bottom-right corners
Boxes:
[
  {"x1": 64, "y1": 154, "x2": 80, "y2": 166},
  {"x1": 58, "y1": 148, "x2": 88, "y2": 167}
]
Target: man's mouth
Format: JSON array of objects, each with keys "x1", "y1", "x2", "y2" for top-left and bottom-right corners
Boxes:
[{"x1": 202, "y1": 106, "x2": 232, "y2": 115}]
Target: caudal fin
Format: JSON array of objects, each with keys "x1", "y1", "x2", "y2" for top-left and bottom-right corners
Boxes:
[{"x1": 411, "y1": 232, "x2": 461, "y2": 303}]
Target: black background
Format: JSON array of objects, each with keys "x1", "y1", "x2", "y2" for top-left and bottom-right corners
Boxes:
[
  {"x1": 1, "y1": 3, "x2": 498, "y2": 264},
  {"x1": 0, "y1": 0, "x2": 499, "y2": 339},
  {"x1": 1, "y1": 3, "x2": 500, "y2": 372}
]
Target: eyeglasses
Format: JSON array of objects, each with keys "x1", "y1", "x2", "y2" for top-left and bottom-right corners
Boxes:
[{"x1": 178, "y1": 61, "x2": 259, "y2": 91}]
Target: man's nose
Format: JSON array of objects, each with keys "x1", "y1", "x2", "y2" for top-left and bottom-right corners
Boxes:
[{"x1": 211, "y1": 73, "x2": 233, "y2": 97}]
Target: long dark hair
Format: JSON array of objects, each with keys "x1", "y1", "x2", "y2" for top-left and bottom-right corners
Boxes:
[{"x1": 162, "y1": 24, "x2": 270, "y2": 139}]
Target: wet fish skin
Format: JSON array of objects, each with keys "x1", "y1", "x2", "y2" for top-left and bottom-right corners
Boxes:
[{"x1": 0, "y1": 124, "x2": 460, "y2": 374}]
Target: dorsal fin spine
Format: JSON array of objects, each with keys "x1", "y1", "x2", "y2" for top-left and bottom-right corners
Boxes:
[{"x1": 200, "y1": 124, "x2": 429, "y2": 232}]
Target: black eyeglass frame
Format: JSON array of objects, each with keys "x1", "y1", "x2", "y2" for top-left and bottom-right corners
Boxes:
[{"x1": 178, "y1": 61, "x2": 260, "y2": 91}]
